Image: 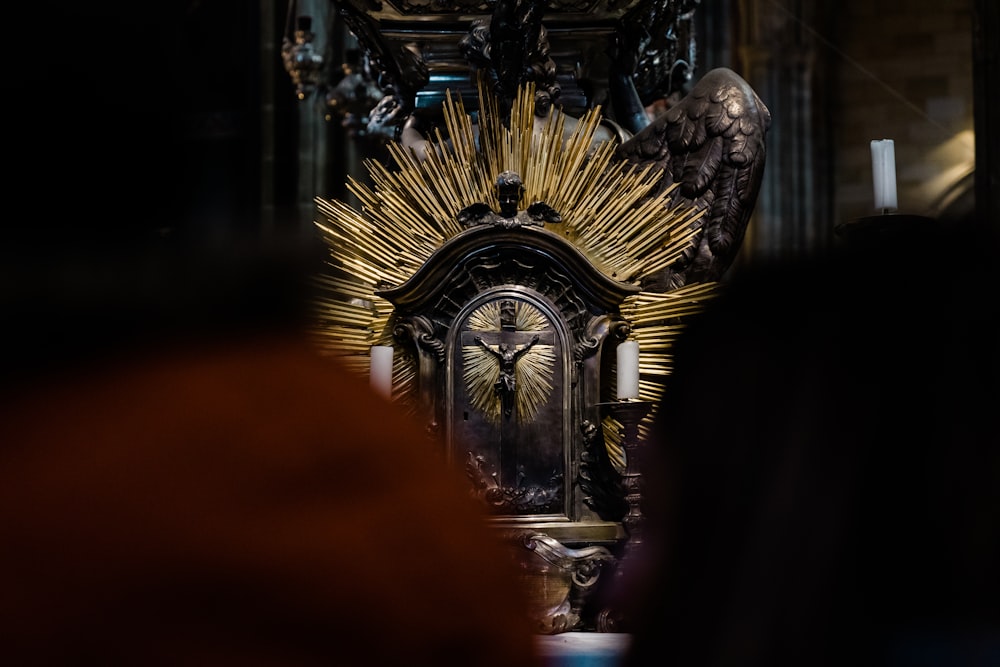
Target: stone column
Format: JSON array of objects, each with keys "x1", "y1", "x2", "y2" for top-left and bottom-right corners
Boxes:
[{"x1": 733, "y1": 0, "x2": 836, "y2": 264}]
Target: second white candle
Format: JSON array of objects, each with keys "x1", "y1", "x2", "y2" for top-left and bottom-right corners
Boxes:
[
  {"x1": 870, "y1": 139, "x2": 898, "y2": 212},
  {"x1": 617, "y1": 340, "x2": 640, "y2": 401},
  {"x1": 370, "y1": 345, "x2": 394, "y2": 400}
]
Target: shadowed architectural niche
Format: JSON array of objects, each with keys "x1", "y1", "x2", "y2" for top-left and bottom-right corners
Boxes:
[{"x1": 303, "y1": 0, "x2": 770, "y2": 634}]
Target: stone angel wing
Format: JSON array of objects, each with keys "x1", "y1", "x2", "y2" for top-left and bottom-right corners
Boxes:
[
  {"x1": 614, "y1": 67, "x2": 771, "y2": 291},
  {"x1": 457, "y1": 202, "x2": 497, "y2": 228}
]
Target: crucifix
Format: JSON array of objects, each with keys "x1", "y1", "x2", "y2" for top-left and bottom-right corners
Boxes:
[
  {"x1": 474, "y1": 334, "x2": 539, "y2": 419},
  {"x1": 461, "y1": 298, "x2": 554, "y2": 486}
]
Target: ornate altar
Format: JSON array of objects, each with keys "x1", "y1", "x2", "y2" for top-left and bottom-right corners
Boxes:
[{"x1": 303, "y1": 0, "x2": 770, "y2": 633}]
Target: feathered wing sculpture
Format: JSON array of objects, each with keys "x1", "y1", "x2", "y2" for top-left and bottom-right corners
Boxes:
[{"x1": 614, "y1": 67, "x2": 772, "y2": 291}]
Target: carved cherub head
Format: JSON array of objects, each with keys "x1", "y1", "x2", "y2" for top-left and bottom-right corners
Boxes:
[{"x1": 496, "y1": 171, "x2": 524, "y2": 218}]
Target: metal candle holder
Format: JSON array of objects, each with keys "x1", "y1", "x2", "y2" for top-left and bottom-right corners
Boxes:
[{"x1": 593, "y1": 399, "x2": 653, "y2": 632}]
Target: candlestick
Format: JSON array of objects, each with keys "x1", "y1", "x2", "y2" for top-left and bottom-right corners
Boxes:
[
  {"x1": 593, "y1": 398, "x2": 653, "y2": 633},
  {"x1": 870, "y1": 139, "x2": 898, "y2": 212},
  {"x1": 370, "y1": 345, "x2": 393, "y2": 399},
  {"x1": 616, "y1": 340, "x2": 640, "y2": 401}
]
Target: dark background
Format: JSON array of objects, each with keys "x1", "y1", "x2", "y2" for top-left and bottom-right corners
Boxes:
[
  {"x1": 9, "y1": 2, "x2": 300, "y2": 249},
  {"x1": 4, "y1": 2, "x2": 311, "y2": 381}
]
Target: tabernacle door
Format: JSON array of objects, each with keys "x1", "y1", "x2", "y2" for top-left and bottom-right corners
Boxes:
[{"x1": 449, "y1": 289, "x2": 571, "y2": 519}]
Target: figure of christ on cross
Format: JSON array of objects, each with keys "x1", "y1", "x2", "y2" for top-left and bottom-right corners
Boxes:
[
  {"x1": 465, "y1": 324, "x2": 553, "y2": 492},
  {"x1": 461, "y1": 297, "x2": 557, "y2": 490},
  {"x1": 474, "y1": 333, "x2": 540, "y2": 419}
]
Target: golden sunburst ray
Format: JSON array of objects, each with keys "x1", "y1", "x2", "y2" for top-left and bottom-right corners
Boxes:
[
  {"x1": 311, "y1": 77, "x2": 720, "y2": 441},
  {"x1": 514, "y1": 345, "x2": 557, "y2": 422},
  {"x1": 463, "y1": 344, "x2": 502, "y2": 420},
  {"x1": 463, "y1": 301, "x2": 555, "y2": 425},
  {"x1": 462, "y1": 343, "x2": 557, "y2": 425}
]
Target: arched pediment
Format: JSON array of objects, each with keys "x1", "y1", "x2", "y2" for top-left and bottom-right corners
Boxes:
[{"x1": 375, "y1": 225, "x2": 641, "y2": 315}]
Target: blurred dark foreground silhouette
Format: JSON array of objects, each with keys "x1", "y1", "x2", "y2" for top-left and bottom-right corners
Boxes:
[
  {"x1": 0, "y1": 238, "x2": 543, "y2": 666},
  {"x1": 618, "y1": 221, "x2": 1000, "y2": 667}
]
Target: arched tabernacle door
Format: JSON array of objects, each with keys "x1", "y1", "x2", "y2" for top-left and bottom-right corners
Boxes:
[{"x1": 377, "y1": 223, "x2": 641, "y2": 632}]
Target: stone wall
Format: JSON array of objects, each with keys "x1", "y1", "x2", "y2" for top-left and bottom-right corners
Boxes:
[{"x1": 832, "y1": 0, "x2": 974, "y2": 223}]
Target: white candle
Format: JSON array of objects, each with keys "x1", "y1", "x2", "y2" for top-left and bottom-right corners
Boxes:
[
  {"x1": 616, "y1": 340, "x2": 640, "y2": 401},
  {"x1": 370, "y1": 345, "x2": 394, "y2": 399},
  {"x1": 870, "y1": 139, "x2": 898, "y2": 212}
]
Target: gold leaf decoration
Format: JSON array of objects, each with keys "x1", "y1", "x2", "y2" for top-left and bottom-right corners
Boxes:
[
  {"x1": 311, "y1": 77, "x2": 722, "y2": 442},
  {"x1": 462, "y1": 301, "x2": 556, "y2": 425}
]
